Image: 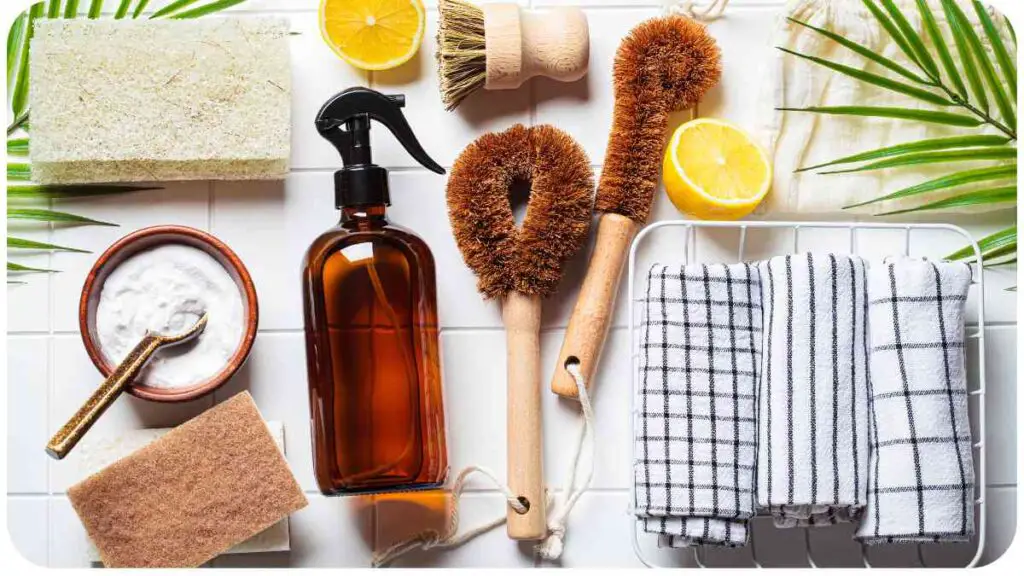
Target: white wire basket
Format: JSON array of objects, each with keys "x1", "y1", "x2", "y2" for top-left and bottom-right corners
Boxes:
[{"x1": 627, "y1": 221, "x2": 987, "y2": 568}]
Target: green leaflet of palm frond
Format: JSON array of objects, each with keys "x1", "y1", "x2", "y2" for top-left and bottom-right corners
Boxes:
[
  {"x1": 8, "y1": 236, "x2": 90, "y2": 253},
  {"x1": 797, "y1": 134, "x2": 1011, "y2": 172},
  {"x1": 786, "y1": 17, "x2": 931, "y2": 85},
  {"x1": 6, "y1": 184, "x2": 158, "y2": 198},
  {"x1": 974, "y1": 1, "x2": 1016, "y2": 100},
  {"x1": 879, "y1": 0, "x2": 940, "y2": 79},
  {"x1": 7, "y1": 163, "x2": 31, "y2": 180},
  {"x1": 776, "y1": 106, "x2": 982, "y2": 127},
  {"x1": 88, "y1": 0, "x2": 103, "y2": 18},
  {"x1": 862, "y1": 0, "x2": 928, "y2": 73},
  {"x1": 1005, "y1": 15, "x2": 1017, "y2": 45},
  {"x1": 820, "y1": 146, "x2": 1017, "y2": 174},
  {"x1": 132, "y1": 0, "x2": 151, "y2": 18},
  {"x1": 946, "y1": 226, "x2": 1016, "y2": 261},
  {"x1": 877, "y1": 186, "x2": 1017, "y2": 215},
  {"x1": 941, "y1": 0, "x2": 990, "y2": 114},
  {"x1": 7, "y1": 111, "x2": 30, "y2": 136},
  {"x1": 151, "y1": 0, "x2": 201, "y2": 18},
  {"x1": 958, "y1": 3, "x2": 1015, "y2": 128},
  {"x1": 845, "y1": 164, "x2": 1017, "y2": 208},
  {"x1": 115, "y1": 0, "x2": 132, "y2": 18},
  {"x1": 170, "y1": 0, "x2": 248, "y2": 19},
  {"x1": 8, "y1": 208, "x2": 117, "y2": 226},
  {"x1": 7, "y1": 12, "x2": 27, "y2": 97},
  {"x1": 10, "y1": 4, "x2": 43, "y2": 119},
  {"x1": 64, "y1": 0, "x2": 80, "y2": 18},
  {"x1": 915, "y1": 0, "x2": 967, "y2": 98},
  {"x1": 8, "y1": 262, "x2": 59, "y2": 273},
  {"x1": 47, "y1": 1, "x2": 61, "y2": 18},
  {"x1": 7, "y1": 137, "x2": 29, "y2": 155},
  {"x1": 778, "y1": 47, "x2": 952, "y2": 106}
]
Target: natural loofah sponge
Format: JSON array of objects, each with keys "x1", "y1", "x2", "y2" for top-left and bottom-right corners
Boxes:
[{"x1": 29, "y1": 17, "x2": 291, "y2": 184}]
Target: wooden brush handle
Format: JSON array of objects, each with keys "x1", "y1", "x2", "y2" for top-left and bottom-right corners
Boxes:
[
  {"x1": 551, "y1": 213, "x2": 639, "y2": 399},
  {"x1": 484, "y1": 4, "x2": 589, "y2": 90},
  {"x1": 502, "y1": 291, "x2": 546, "y2": 540}
]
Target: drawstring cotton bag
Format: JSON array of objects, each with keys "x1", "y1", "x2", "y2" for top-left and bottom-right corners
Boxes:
[{"x1": 754, "y1": 0, "x2": 1015, "y2": 216}]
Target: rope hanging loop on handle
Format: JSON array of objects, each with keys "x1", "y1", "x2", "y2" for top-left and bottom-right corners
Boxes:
[{"x1": 664, "y1": 0, "x2": 730, "y2": 21}]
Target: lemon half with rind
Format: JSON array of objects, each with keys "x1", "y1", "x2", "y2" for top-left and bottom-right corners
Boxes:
[
  {"x1": 319, "y1": 0, "x2": 426, "y2": 71},
  {"x1": 662, "y1": 118, "x2": 772, "y2": 220}
]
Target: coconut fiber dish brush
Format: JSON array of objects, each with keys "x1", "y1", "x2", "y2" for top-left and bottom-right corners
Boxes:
[
  {"x1": 436, "y1": 0, "x2": 589, "y2": 110},
  {"x1": 447, "y1": 124, "x2": 594, "y2": 540},
  {"x1": 550, "y1": 15, "x2": 722, "y2": 399}
]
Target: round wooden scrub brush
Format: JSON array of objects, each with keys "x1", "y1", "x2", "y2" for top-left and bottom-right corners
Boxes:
[
  {"x1": 447, "y1": 124, "x2": 594, "y2": 539},
  {"x1": 436, "y1": 0, "x2": 590, "y2": 110},
  {"x1": 551, "y1": 14, "x2": 722, "y2": 399}
]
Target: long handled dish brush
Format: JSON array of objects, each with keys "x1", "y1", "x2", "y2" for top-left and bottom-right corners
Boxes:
[
  {"x1": 550, "y1": 15, "x2": 722, "y2": 399},
  {"x1": 447, "y1": 124, "x2": 594, "y2": 540},
  {"x1": 436, "y1": 0, "x2": 590, "y2": 110}
]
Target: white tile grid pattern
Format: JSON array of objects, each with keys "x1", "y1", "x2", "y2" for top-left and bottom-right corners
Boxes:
[{"x1": 4, "y1": 0, "x2": 1017, "y2": 568}]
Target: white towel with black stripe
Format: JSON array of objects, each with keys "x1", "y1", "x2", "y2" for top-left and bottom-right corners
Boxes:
[
  {"x1": 756, "y1": 253, "x2": 870, "y2": 527},
  {"x1": 856, "y1": 258, "x2": 975, "y2": 544},
  {"x1": 634, "y1": 263, "x2": 762, "y2": 548}
]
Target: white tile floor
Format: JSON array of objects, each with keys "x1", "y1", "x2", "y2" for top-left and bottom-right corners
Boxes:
[{"x1": 5, "y1": 0, "x2": 1017, "y2": 568}]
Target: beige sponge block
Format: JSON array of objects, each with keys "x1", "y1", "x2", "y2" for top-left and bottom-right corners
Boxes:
[{"x1": 29, "y1": 17, "x2": 291, "y2": 184}]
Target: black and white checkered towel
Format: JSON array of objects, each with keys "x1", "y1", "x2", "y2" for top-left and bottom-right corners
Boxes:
[
  {"x1": 856, "y1": 258, "x2": 975, "y2": 544},
  {"x1": 635, "y1": 263, "x2": 761, "y2": 548},
  {"x1": 756, "y1": 253, "x2": 870, "y2": 527}
]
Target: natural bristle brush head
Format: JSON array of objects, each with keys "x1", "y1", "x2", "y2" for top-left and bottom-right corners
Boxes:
[
  {"x1": 446, "y1": 124, "x2": 594, "y2": 299},
  {"x1": 596, "y1": 15, "x2": 722, "y2": 223},
  {"x1": 436, "y1": 0, "x2": 487, "y2": 111}
]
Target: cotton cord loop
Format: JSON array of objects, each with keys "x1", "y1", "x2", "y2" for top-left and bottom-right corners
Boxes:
[
  {"x1": 371, "y1": 363, "x2": 597, "y2": 567},
  {"x1": 664, "y1": 0, "x2": 729, "y2": 21}
]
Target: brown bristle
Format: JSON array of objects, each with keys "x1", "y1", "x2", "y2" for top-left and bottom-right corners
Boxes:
[
  {"x1": 436, "y1": 0, "x2": 487, "y2": 111},
  {"x1": 447, "y1": 124, "x2": 595, "y2": 299},
  {"x1": 595, "y1": 15, "x2": 722, "y2": 223}
]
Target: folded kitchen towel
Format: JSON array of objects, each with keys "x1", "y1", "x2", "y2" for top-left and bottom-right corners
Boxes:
[
  {"x1": 857, "y1": 258, "x2": 975, "y2": 544},
  {"x1": 635, "y1": 263, "x2": 762, "y2": 547},
  {"x1": 756, "y1": 253, "x2": 870, "y2": 527}
]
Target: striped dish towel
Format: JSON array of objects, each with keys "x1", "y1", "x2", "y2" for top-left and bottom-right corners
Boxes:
[
  {"x1": 857, "y1": 258, "x2": 975, "y2": 544},
  {"x1": 635, "y1": 263, "x2": 761, "y2": 548},
  {"x1": 756, "y1": 253, "x2": 870, "y2": 527}
]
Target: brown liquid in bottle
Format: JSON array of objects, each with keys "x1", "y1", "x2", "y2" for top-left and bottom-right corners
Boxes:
[{"x1": 304, "y1": 206, "x2": 448, "y2": 494}]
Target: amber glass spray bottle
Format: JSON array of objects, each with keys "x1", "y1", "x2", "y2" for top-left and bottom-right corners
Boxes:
[{"x1": 304, "y1": 87, "x2": 448, "y2": 494}]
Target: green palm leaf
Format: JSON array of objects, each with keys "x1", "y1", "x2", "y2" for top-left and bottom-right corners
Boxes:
[
  {"x1": 862, "y1": 0, "x2": 929, "y2": 74},
  {"x1": 88, "y1": 0, "x2": 103, "y2": 18},
  {"x1": 915, "y1": 0, "x2": 967, "y2": 98},
  {"x1": 132, "y1": 0, "x2": 151, "y2": 18},
  {"x1": 879, "y1": 0, "x2": 940, "y2": 79},
  {"x1": 64, "y1": 0, "x2": 80, "y2": 18},
  {"x1": 7, "y1": 12, "x2": 27, "y2": 96},
  {"x1": 778, "y1": 47, "x2": 952, "y2": 106},
  {"x1": 8, "y1": 236, "x2": 90, "y2": 253},
  {"x1": 8, "y1": 262, "x2": 59, "y2": 273},
  {"x1": 777, "y1": 106, "x2": 983, "y2": 127},
  {"x1": 170, "y1": 0, "x2": 248, "y2": 19},
  {"x1": 114, "y1": 0, "x2": 132, "y2": 18},
  {"x1": 845, "y1": 164, "x2": 1017, "y2": 208},
  {"x1": 878, "y1": 186, "x2": 1017, "y2": 215},
  {"x1": 974, "y1": 1, "x2": 1016, "y2": 100},
  {"x1": 151, "y1": 0, "x2": 202, "y2": 18},
  {"x1": 956, "y1": 2, "x2": 1016, "y2": 129},
  {"x1": 7, "y1": 111, "x2": 29, "y2": 135},
  {"x1": 821, "y1": 146, "x2": 1016, "y2": 174},
  {"x1": 942, "y1": 0, "x2": 990, "y2": 114},
  {"x1": 797, "y1": 134, "x2": 1011, "y2": 172},
  {"x1": 7, "y1": 137, "x2": 29, "y2": 155},
  {"x1": 6, "y1": 184, "x2": 158, "y2": 198},
  {"x1": 10, "y1": 4, "x2": 44, "y2": 120},
  {"x1": 7, "y1": 163, "x2": 31, "y2": 180},
  {"x1": 8, "y1": 208, "x2": 117, "y2": 226},
  {"x1": 947, "y1": 226, "x2": 1016, "y2": 261},
  {"x1": 786, "y1": 17, "x2": 931, "y2": 85},
  {"x1": 47, "y1": 0, "x2": 62, "y2": 18},
  {"x1": 1005, "y1": 15, "x2": 1017, "y2": 45}
]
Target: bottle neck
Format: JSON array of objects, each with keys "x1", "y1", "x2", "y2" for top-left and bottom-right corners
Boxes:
[{"x1": 340, "y1": 204, "x2": 388, "y2": 225}]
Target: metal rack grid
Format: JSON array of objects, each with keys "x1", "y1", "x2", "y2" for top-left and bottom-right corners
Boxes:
[{"x1": 627, "y1": 221, "x2": 988, "y2": 568}]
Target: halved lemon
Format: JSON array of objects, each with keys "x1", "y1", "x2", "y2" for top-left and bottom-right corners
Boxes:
[
  {"x1": 662, "y1": 118, "x2": 772, "y2": 220},
  {"x1": 319, "y1": 0, "x2": 426, "y2": 71}
]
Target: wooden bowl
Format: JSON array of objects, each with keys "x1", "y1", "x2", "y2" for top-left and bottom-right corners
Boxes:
[{"x1": 79, "y1": 225, "x2": 259, "y2": 403}]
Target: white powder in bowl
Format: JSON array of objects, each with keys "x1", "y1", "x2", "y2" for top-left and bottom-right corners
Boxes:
[{"x1": 95, "y1": 243, "x2": 246, "y2": 389}]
